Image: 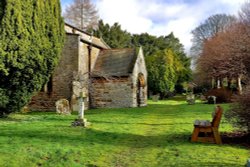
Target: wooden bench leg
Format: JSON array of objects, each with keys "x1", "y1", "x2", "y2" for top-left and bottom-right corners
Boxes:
[
  {"x1": 191, "y1": 127, "x2": 199, "y2": 142},
  {"x1": 212, "y1": 128, "x2": 222, "y2": 144}
]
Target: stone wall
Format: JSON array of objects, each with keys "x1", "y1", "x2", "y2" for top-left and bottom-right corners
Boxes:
[
  {"x1": 91, "y1": 77, "x2": 134, "y2": 108},
  {"x1": 91, "y1": 47, "x2": 148, "y2": 109},
  {"x1": 72, "y1": 38, "x2": 101, "y2": 110},
  {"x1": 29, "y1": 34, "x2": 79, "y2": 111},
  {"x1": 131, "y1": 47, "x2": 148, "y2": 107},
  {"x1": 28, "y1": 92, "x2": 61, "y2": 111}
]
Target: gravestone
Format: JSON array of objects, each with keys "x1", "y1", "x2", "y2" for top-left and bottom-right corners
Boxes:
[
  {"x1": 152, "y1": 95, "x2": 159, "y2": 102},
  {"x1": 207, "y1": 96, "x2": 216, "y2": 104},
  {"x1": 247, "y1": 159, "x2": 250, "y2": 167},
  {"x1": 55, "y1": 99, "x2": 71, "y2": 115},
  {"x1": 186, "y1": 93, "x2": 195, "y2": 105}
]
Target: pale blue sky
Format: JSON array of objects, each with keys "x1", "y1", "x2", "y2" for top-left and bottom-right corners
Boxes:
[{"x1": 61, "y1": 0, "x2": 245, "y2": 53}]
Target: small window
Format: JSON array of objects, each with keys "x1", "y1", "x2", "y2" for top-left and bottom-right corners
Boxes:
[
  {"x1": 47, "y1": 76, "x2": 53, "y2": 93},
  {"x1": 42, "y1": 76, "x2": 53, "y2": 95}
]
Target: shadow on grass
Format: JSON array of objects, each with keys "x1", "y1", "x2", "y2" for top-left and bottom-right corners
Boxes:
[
  {"x1": 90, "y1": 120, "x2": 192, "y2": 126},
  {"x1": 222, "y1": 132, "x2": 250, "y2": 148},
  {"x1": 0, "y1": 127, "x2": 191, "y2": 148}
]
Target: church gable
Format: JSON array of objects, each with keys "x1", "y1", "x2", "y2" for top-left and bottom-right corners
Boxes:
[{"x1": 91, "y1": 47, "x2": 147, "y2": 108}]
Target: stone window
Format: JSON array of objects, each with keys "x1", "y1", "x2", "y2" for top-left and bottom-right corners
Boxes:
[{"x1": 42, "y1": 76, "x2": 53, "y2": 94}]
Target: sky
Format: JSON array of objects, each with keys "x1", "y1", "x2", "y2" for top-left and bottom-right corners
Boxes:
[{"x1": 61, "y1": 0, "x2": 245, "y2": 53}]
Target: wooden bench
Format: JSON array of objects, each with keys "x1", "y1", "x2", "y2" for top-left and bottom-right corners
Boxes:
[{"x1": 191, "y1": 105, "x2": 223, "y2": 144}]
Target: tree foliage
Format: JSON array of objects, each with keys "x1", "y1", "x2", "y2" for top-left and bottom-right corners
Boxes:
[
  {"x1": 92, "y1": 20, "x2": 131, "y2": 48},
  {"x1": 132, "y1": 32, "x2": 191, "y2": 95},
  {"x1": 64, "y1": 0, "x2": 99, "y2": 31},
  {"x1": 0, "y1": 0, "x2": 64, "y2": 116}
]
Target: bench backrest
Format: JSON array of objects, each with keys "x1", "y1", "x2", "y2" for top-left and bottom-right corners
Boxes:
[{"x1": 211, "y1": 105, "x2": 223, "y2": 128}]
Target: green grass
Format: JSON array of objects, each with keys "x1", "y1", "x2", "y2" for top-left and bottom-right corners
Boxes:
[{"x1": 0, "y1": 96, "x2": 249, "y2": 167}]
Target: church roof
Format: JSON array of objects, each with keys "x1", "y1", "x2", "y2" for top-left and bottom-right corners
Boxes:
[
  {"x1": 92, "y1": 48, "x2": 138, "y2": 77},
  {"x1": 64, "y1": 23, "x2": 110, "y2": 49}
]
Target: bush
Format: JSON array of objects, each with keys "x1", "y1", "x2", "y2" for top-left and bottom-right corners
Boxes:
[
  {"x1": 205, "y1": 88, "x2": 232, "y2": 103},
  {"x1": 225, "y1": 85, "x2": 250, "y2": 133}
]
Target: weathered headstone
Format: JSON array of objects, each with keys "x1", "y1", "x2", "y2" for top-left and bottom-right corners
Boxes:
[
  {"x1": 21, "y1": 106, "x2": 29, "y2": 113},
  {"x1": 186, "y1": 93, "x2": 195, "y2": 105},
  {"x1": 208, "y1": 96, "x2": 216, "y2": 104},
  {"x1": 55, "y1": 99, "x2": 71, "y2": 115},
  {"x1": 152, "y1": 95, "x2": 159, "y2": 102}
]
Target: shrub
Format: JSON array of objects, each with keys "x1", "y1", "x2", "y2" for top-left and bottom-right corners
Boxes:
[
  {"x1": 225, "y1": 85, "x2": 250, "y2": 133},
  {"x1": 205, "y1": 88, "x2": 232, "y2": 103}
]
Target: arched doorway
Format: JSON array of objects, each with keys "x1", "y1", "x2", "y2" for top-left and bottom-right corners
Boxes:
[{"x1": 137, "y1": 73, "x2": 146, "y2": 107}]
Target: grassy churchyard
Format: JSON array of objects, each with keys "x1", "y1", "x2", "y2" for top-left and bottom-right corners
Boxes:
[{"x1": 0, "y1": 96, "x2": 249, "y2": 167}]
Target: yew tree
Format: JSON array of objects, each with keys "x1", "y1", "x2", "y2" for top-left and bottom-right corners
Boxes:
[{"x1": 0, "y1": 0, "x2": 64, "y2": 116}]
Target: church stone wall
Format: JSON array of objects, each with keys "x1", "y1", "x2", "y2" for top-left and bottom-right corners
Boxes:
[{"x1": 91, "y1": 77, "x2": 135, "y2": 108}]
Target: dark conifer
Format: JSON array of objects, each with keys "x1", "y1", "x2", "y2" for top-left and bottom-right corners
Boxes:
[{"x1": 0, "y1": 0, "x2": 64, "y2": 116}]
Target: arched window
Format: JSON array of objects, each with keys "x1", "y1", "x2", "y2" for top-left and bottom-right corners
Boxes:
[{"x1": 42, "y1": 76, "x2": 53, "y2": 95}]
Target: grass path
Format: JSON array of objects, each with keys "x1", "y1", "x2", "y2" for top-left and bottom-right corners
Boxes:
[{"x1": 0, "y1": 97, "x2": 249, "y2": 166}]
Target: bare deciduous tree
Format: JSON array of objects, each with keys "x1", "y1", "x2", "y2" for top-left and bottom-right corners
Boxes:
[
  {"x1": 64, "y1": 0, "x2": 99, "y2": 31},
  {"x1": 196, "y1": 21, "x2": 250, "y2": 94},
  {"x1": 191, "y1": 14, "x2": 237, "y2": 61}
]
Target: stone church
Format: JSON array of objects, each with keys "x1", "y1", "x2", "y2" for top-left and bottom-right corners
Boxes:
[{"x1": 29, "y1": 23, "x2": 147, "y2": 111}]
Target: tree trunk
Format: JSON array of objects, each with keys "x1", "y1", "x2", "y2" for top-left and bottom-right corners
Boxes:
[
  {"x1": 228, "y1": 78, "x2": 231, "y2": 89},
  {"x1": 211, "y1": 77, "x2": 215, "y2": 89},
  {"x1": 237, "y1": 75, "x2": 243, "y2": 95},
  {"x1": 217, "y1": 79, "x2": 221, "y2": 89}
]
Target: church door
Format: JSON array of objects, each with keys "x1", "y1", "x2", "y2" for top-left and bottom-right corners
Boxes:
[{"x1": 137, "y1": 73, "x2": 145, "y2": 107}]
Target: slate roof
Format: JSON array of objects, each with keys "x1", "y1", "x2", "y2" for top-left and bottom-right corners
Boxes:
[{"x1": 92, "y1": 48, "x2": 138, "y2": 77}]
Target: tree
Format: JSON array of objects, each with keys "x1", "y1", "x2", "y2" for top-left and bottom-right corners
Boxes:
[
  {"x1": 191, "y1": 14, "x2": 236, "y2": 60},
  {"x1": 164, "y1": 33, "x2": 192, "y2": 92},
  {"x1": 225, "y1": 1, "x2": 250, "y2": 133},
  {"x1": 132, "y1": 33, "x2": 166, "y2": 56},
  {"x1": 0, "y1": 0, "x2": 64, "y2": 117},
  {"x1": 146, "y1": 48, "x2": 186, "y2": 97},
  {"x1": 238, "y1": 1, "x2": 250, "y2": 79},
  {"x1": 64, "y1": 0, "x2": 99, "y2": 31},
  {"x1": 92, "y1": 20, "x2": 131, "y2": 48},
  {"x1": 132, "y1": 32, "x2": 191, "y2": 95},
  {"x1": 196, "y1": 24, "x2": 248, "y2": 91}
]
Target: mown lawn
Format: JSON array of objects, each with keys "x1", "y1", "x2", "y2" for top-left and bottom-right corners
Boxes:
[{"x1": 0, "y1": 96, "x2": 249, "y2": 167}]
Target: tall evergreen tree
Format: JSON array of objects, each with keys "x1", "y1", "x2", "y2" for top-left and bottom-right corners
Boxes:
[{"x1": 0, "y1": 0, "x2": 64, "y2": 116}]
